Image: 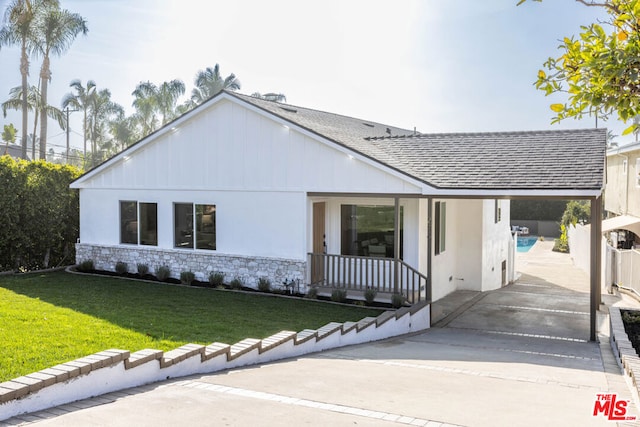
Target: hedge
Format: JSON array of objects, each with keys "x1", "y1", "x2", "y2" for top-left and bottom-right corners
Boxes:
[{"x1": 0, "y1": 156, "x2": 81, "y2": 271}]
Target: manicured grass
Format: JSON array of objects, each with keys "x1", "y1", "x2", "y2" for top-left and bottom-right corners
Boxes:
[{"x1": 0, "y1": 271, "x2": 382, "y2": 382}]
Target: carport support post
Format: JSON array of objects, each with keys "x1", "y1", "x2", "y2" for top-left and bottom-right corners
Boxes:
[
  {"x1": 590, "y1": 195, "x2": 602, "y2": 342},
  {"x1": 394, "y1": 197, "x2": 400, "y2": 295}
]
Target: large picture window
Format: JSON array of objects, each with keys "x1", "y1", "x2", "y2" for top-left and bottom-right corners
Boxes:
[
  {"x1": 120, "y1": 201, "x2": 157, "y2": 245},
  {"x1": 174, "y1": 203, "x2": 216, "y2": 250},
  {"x1": 340, "y1": 205, "x2": 402, "y2": 258},
  {"x1": 435, "y1": 201, "x2": 446, "y2": 255}
]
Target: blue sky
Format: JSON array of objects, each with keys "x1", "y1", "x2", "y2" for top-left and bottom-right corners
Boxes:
[{"x1": 0, "y1": 0, "x2": 626, "y2": 156}]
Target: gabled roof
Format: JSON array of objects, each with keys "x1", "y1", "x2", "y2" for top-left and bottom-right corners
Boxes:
[
  {"x1": 231, "y1": 92, "x2": 605, "y2": 191},
  {"x1": 72, "y1": 90, "x2": 606, "y2": 195}
]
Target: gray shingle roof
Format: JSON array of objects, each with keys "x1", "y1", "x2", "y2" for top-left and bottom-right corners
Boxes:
[{"x1": 230, "y1": 92, "x2": 605, "y2": 191}]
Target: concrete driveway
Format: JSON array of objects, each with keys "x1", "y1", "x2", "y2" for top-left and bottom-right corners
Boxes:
[{"x1": 6, "y1": 241, "x2": 640, "y2": 426}]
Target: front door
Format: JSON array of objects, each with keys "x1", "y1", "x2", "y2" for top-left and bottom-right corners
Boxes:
[{"x1": 311, "y1": 202, "x2": 326, "y2": 284}]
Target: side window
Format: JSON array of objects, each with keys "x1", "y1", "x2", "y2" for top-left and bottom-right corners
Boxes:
[
  {"x1": 495, "y1": 200, "x2": 501, "y2": 223},
  {"x1": 435, "y1": 201, "x2": 446, "y2": 255},
  {"x1": 174, "y1": 203, "x2": 194, "y2": 248},
  {"x1": 120, "y1": 201, "x2": 157, "y2": 245},
  {"x1": 120, "y1": 201, "x2": 138, "y2": 244},
  {"x1": 174, "y1": 203, "x2": 216, "y2": 250},
  {"x1": 140, "y1": 203, "x2": 158, "y2": 246},
  {"x1": 195, "y1": 204, "x2": 216, "y2": 250}
]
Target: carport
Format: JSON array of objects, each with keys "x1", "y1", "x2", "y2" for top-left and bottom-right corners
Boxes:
[{"x1": 411, "y1": 128, "x2": 606, "y2": 342}]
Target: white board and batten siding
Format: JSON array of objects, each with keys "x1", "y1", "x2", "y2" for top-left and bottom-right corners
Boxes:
[{"x1": 74, "y1": 98, "x2": 423, "y2": 260}]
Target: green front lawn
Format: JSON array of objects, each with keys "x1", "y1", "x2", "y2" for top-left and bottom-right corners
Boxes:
[{"x1": 0, "y1": 271, "x2": 382, "y2": 382}]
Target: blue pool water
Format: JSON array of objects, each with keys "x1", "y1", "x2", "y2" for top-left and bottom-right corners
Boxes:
[{"x1": 517, "y1": 236, "x2": 538, "y2": 253}]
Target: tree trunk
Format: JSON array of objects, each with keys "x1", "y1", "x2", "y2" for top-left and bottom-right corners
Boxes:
[
  {"x1": 39, "y1": 56, "x2": 50, "y2": 160},
  {"x1": 20, "y1": 44, "x2": 29, "y2": 160}
]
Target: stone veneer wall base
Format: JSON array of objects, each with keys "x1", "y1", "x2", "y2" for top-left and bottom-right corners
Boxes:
[{"x1": 76, "y1": 243, "x2": 306, "y2": 290}]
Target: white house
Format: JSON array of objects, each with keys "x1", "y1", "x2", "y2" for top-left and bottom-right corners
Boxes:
[{"x1": 70, "y1": 91, "x2": 605, "y2": 305}]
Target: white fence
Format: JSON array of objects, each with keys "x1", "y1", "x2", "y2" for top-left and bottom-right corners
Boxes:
[{"x1": 605, "y1": 245, "x2": 640, "y2": 296}]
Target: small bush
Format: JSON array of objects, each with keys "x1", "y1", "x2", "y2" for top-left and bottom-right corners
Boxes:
[
  {"x1": 391, "y1": 293, "x2": 405, "y2": 309},
  {"x1": 156, "y1": 265, "x2": 171, "y2": 281},
  {"x1": 180, "y1": 271, "x2": 195, "y2": 285},
  {"x1": 229, "y1": 277, "x2": 243, "y2": 290},
  {"x1": 209, "y1": 271, "x2": 225, "y2": 287},
  {"x1": 258, "y1": 277, "x2": 271, "y2": 292},
  {"x1": 306, "y1": 287, "x2": 318, "y2": 299},
  {"x1": 77, "y1": 259, "x2": 94, "y2": 272},
  {"x1": 115, "y1": 261, "x2": 128, "y2": 275},
  {"x1": 137, "y1": 263, "x2": 150, "y2": 276},
  {"x1": 331, "y1": 288, "x2": 348, "y2": 303},
  {"x1": 364, "y1": 288, "x2": 377, "y2": 305}
]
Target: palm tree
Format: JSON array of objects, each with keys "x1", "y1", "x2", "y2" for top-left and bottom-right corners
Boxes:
[
  {"x1": 108, "y1": 113, "x2": 136, "y2": 152},
  {"x1": 190, "y1": 64, "x2": 240, "y2": 106},
  {"x1": 132, "y1": 79, "x2": 185, "y2": 135},
  {"x1": 2, "y1": 123, "x2": 17, "y2": 155},
  {"x1": 132, "y1": 81, "x2": 159, "y2": 136},
  {"x1": 2, "y1": 84, "x2": 65, "y2": 157},
  {"x1": 32, "y1": 3, "x2": 87, "y2": 159},
  {"x1": 0, "y1": 0, "x2": 58, "y2": 159},
  {"x1": 87, "y1": 88, "x2": 123, "y2": 166},
  {"x1": 61, "y1": 79, "x2": 95, "y2": 162},
  {"x1": 156, "y1": 79, "x2": 185, "y2": 125}
]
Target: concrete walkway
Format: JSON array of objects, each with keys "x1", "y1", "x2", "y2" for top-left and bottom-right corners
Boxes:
[{"x1": 5, "y1": 240, "x2": 640, "y2": 426}]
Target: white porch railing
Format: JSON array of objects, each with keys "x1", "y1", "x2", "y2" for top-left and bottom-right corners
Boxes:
[
  {"x1": 605, "y1": 244, "x2": 640, "y2": 296},
  {"x1": 308, "y1": 253, "x2": 429, "y2": 304}
]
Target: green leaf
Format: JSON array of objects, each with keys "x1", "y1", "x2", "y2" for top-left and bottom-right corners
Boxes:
[
  {"x1": 550, "y1": 104, "x2": 564, "y2": 112},
  {"x1": 622, "y1": 124, "x2": 637, "y2": 136}
]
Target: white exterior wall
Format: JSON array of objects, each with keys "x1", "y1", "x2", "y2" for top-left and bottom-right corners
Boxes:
[
  {"x1": 430, "y1": 199, "x2": 481, "y2": 301},
  {"x1": 480, "y1": 199, "x2": 512, "y2": 291},
  {"x1": 75, "y1": 100, "x2": 423, "y2": 195},
  {"x1": 452, "y1": 200, "x2": 484, "y2": 292},
  {"x1": 74, "y1": 97, "x2": 425, "y2": 286},
  {"x1": 79, "y1": 189, "x2": 306, "y2": 259}
]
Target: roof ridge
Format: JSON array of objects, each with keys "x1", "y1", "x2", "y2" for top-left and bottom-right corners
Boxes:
[
  {"x1": 227, "y1": 90, "x2": 411, "y2": 133},
  {"x1": 365, "y1": 127, "x2": 605, "y2": 141}
]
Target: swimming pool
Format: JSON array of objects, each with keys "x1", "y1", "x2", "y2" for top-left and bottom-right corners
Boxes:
[{"x1": 517, "y1": 235, "x2": 538, "y2": 253}]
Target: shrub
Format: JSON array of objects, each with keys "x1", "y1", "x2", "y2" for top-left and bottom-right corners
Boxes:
[
  {"x1": 180, "y1": 271, "x2": 195, "y2": 285},
  {"x1": 258, "y1": 277, "x2": 271, "y2": 292},
  {"x1": 155, "y1": 265, "x2": 171, "y2": 281},
  {"x1": 137, "y1": 263, "x2": 150, "y2": 276},
  {"x1": 306, "y1": 287, "x2": 318, "y2": 299},
  {"x1": 115, "y1": 261, "x2": 128, "y2": 275},
  {"x1": 208, "y1": 271, "x2": 225, "y2": 287},
  {"x1": 0, "y1": 157, "x2": 81, "y2": 272},
  {"x1": 364, "y1": 288, "x2": 377, "y2": 305},
  {"x1": 331, "y1": 289, "x2": 348, "y2": 303},
  {"x1": 77, "y1": 259, "x2": 94, "y2": 272},
  {"x1": 553, "y1": 224, "x2": 569, "y2": 253},
  {"x1": 391, "y1": 293, "x2": 405, "y2": 309},
  {"x1": 229, "y1": 277, "x2": 243, "y2": 290}
]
